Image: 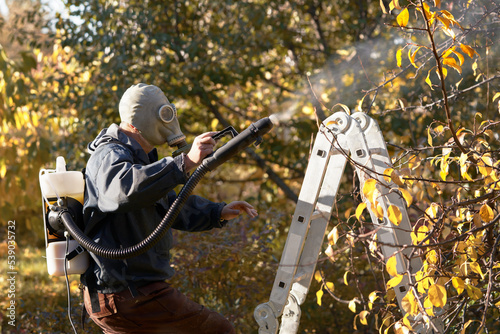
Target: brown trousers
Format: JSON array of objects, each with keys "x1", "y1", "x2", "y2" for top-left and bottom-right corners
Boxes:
[{"x1": 84, "y1": 281, "x2": 236, "y2": 334}]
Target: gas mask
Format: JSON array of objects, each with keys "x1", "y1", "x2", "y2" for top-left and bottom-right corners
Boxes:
[{"x1": 119, "y1": 83, "x2": 186, "y2": 147}]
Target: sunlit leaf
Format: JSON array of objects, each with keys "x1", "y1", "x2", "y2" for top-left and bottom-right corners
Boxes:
[
  {"x1": 400, "y1": 188, "x2": 413, "y2": 207},
  {"x1": 428, "y1": 283, "x2": 447, "y2": 307},
  {"x1": 349, "y1": 298, "x2": 357, "y2": 313},
  {"x1": 344, "y1": 271, "x2": 350, "y2": 285},
  {"x1": 386, "y1": 255, "x2": 399, "y2": 276},
  {"x1": 493, "y1": 92, "x2": 500, "y2": 102},
  {"x1": 423, "y1": 297, "x2": 435, "y2": 316},
  {"x1": 401, "y1": 289, "x2": 418, "y2": 315},
  {"x1": 387, "y1": 205, "x2": 402, "y2": 226},
  {"x1": 359, "y1": 310, "x2": 369, "y2": 325},
  {"x1": 387, "y1": 274, "x2": 404, "y2": 289},
  {"x1": 356, "y1": 202, "x2": 367, "y2": 220},
  {"x1": 325, "y1": 281, "x2": 335, "y2": 292},
  {"x1": 469, "y1": 261, "x2": 485, "y2": 279},
  {"x1": 316, "y1": 289, "x2": 324, "y2": 306},
  {"x1": 396, "y1": 49, "x2": 403, "y2": 67},
  {"x1": 452, "y1": 277, "x2": 465, "y2": 294},
  {"x1": 479, "y1": 204, "x2": 494, "y2": 222},
  {"x1": 443, "y1": 57, "x2": 462, "y2": 74},
  {"x1": 466, "y1": 284, "x2": 483, "y2": 300},
  {"x1": 408, "y1": 47, "x2": 421, "y2": 68},
  {"x1": 380, "y1": 0, "x2": 388, "y2": 14},
  {"x1": 362, "y1": 179, "x2": 377, "y2": 203},
  {"x1": 328, "y1": 226, "x2": 339, "y2": 245},
  {"x1": 314, "y1": 270, "x2": 322, "y2": 283},
  {"x1": 397, "y1": 8, "x2": 409, "y2": 27},
  {"x1": 478, "y1": 154, "x2": 493, "y2": 176},
  {"x1": 425, "y1": 70, "x2": 433, "y2": 90}
]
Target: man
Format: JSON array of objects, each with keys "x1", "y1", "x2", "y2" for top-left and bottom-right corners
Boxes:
[{"x1": 81, "y1": 83, "x2": 256, "y2": 333}]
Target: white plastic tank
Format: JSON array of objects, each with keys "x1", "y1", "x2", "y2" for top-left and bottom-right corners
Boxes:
[{"x1": 39, "y1": 156, "x2": 89, "y2": 276}]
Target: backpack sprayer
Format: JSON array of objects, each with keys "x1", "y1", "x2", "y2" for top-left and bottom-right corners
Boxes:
[{"x1": 39, "y1": 116, "x2": 275, "y2": 276}]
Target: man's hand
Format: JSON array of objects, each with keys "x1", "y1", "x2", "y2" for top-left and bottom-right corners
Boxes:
[
  {"x1": 185, "y1": 132, "x2": 217, "y2": 172},
  {"x1": 221, "y1": 201, "x2": 258, "y2": 220},
  {"x1": 221, "y1": 201, "x2": 258, "y2": 221}
]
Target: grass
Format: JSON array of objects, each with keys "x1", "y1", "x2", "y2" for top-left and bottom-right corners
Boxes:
[{"x1": 0, "y1": 243, "x2": 101, "y2": 333}]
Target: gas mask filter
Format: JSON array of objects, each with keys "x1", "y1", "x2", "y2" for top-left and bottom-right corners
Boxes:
[{"x1": 119, "y1": 84, "x2": 186, "y2": 147}]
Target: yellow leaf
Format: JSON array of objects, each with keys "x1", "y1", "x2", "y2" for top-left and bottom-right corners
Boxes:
[
  {"x1": 387, "y1": 205, "x2": 402, "y2": 226},
  {"x1": 362, "y1": 179, "x2": 377, "y2": 203},
  {"x1": 403, "y1": 315, "x2": 413, "y2": 331},
  {"x1": 493, "y1": 92, "x2": 500, "y2": 102},
  {"x1": 386, "y1": 256, "x2": 399, "y2": 276},
  {"x1": 359, "y1": 310, "x2": 369, "y2": 325},
  {"x1": 387, "y1": 274, "x2": 404, "y2": 289},
  {"x1": 397, "y1": 8, "x2": 409, "y2": 27},
  {"x1": 436, "y1": 66, "x2": 448, "y2": 81},
  {"x1": 344, "y1": 271, "x2": 350, "y2": 285},
  {"x1": 437, "y1": 16, "x2": 450, "y2": 30},
  {"x1": 460, "y1": 43, "x2": 477, "y2": 58},
  {"x1": 409, "y1": 47, "x2": 421, "y2": 68},
  {"x1": 427, "y1": 126, "x2": 433, "y2": 146},
  {"x1": 396, "y1": 49, "x2": 403, "y2": 67},
  {"x1": 349, "y1": 299, "x2": 357, "y2": 313},
  {"x1": 455, "y1": 50, "x2": 465, "y2": 66},
  {"x1": 316, "y1": 289, "x2": 324, "y2": 306},
  {"x1": 325, "y1": 281, "x2": 335, "y2": 292},
  {"x1": 466, "y1": 284, "x2": 483, "y2": 300},
  {"x1": 380, "y1": 0, "x2": 388, "y2": 14},
  {"x1": 369, "y1": 291, "x2": 380, "y2": 303},
  {"x1": 428, "y1": 283, "x2": 447, "y2": 308},
  {"x1": 328, "y1": 226, "x2": 339, "y2": 245},
  {"x1": 356, "y1": 202, "x2": 367, "y2": 220},
  {"x1": 434, "y1": 0, "x2": 441, "y2": 8},
  {"x1": 400, "y1": 188, "x2": 413, "y2": 207},
  {"x1": 478, "y1": 155, "x2": 493, "y2": 176},
  {"x1": 452, "y1": 277, "x2": 465, "y2": 294},
  {"x1": 401, "y1": 290, "x2": 419, "y2": 315},
  {"x1": 373, "y1": 201, "x2": 385, "y2": 220},
  {"x1": 443, "y1": 57, "x2": 462, "y2": 74},
  {"x1": 469, "y1": 261, "x2": 484, "y2": 279},
  {"x1": 411, "y1": 225, "x2": 430, "y2": 244},
  {"x1": 384, "y1": 168, "x2": 393, "y2": 183},
  {"x1": 314, "y1": 270, "x2": 322, "y2": 283},
  {"x1": 425, "y1": 70, "x2": 433, "y2": 90},
  {"x1": 425, "y1": 203, "x2": 439, "y2": 219},
  {"x1": 479, "y1": 204, "x2": 494, "y2": 223},
  {"x1": 325, "y1": 244, "x2": 335, "y2": 262},
  {"x1": 426, "y1": 250, "x2": 438, "y2": 264},
  {"x1": 423, "y1": 296, "x2": 435, "y2": 316},
  {"x1": 0, "y1": 164, "x2": 6, "y2": 178}
]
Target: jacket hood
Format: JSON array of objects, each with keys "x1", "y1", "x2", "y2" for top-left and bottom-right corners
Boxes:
[{"x1": 87, "y1": 124, "x2": 153, "y2": 164}]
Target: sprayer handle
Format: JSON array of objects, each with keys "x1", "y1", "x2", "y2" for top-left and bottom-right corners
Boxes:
[{"x1": 202, "y1": 117, "x2": 274, "y2": 171}]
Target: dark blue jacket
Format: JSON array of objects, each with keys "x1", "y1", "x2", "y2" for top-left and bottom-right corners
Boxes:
[{"x1": 82, "y1": 124, "x2": 226, "y2": 293}]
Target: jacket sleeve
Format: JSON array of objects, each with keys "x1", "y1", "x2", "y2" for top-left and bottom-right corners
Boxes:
[
  {"x1": 92, "y1": 143, "x2": 189, "y2": 213},
  {"x1": 158, "y1": 192, "x2": 227, "y2": 232}
]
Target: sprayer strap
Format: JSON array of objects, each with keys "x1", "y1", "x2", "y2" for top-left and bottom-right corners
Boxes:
[{"x1": 66, "y1": 245, "x2": 86, "y2": 261}]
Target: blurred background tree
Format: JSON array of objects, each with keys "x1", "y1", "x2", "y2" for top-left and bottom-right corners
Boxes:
[{"x1": 0, "y1": 0, "x2": 498, "y2": 333}]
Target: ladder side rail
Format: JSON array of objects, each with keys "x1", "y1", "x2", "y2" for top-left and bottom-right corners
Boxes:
[
  {"x1": 350, "y1": 113, "x2": 444, "y2": 333},
  {"x1": 336, "y1": 112, "x2": 418, "y2": 315},
  {"x1": 254, "y1": 126, "x2": 340, "y2": 333},
  {"x1": 279, "y1": 134, "x2": 350, "y2": 334}
]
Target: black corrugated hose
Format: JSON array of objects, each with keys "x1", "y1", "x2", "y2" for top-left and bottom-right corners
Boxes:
[
  {"x1": 60, "y1": 116, "x2": 275, "y2": 260},
  {"x1": 61, "y1": 163, "x2": 209, "y2": 259}
]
